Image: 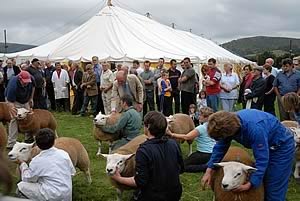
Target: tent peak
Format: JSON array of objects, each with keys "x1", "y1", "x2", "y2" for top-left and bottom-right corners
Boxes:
[{"x1": 107, "y1": 0, "x2": 113, "y2": 6}]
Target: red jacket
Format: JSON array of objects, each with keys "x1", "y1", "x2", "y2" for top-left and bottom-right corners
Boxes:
[{"x1": 206, "y1": 67, "x2": 221, "y2": 95}]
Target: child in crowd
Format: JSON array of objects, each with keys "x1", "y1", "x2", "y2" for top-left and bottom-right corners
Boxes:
[
  {"x1": 197, "y1": 90, "x2": 207, "y2": 110},
  {"x1": 160, "y1": 71, "x2": 172, "y2": 116},
  {"x1": 79, "y1": 64, "x2": 98, "y2": 117},
  {"x1": 167, "y1": 107, "x2": 215, "y2": 173},
  {"x1": 189, "y1": 104, "x2": 200, "y2": 127},
  {"x1": 282, "y1": 92, "x2": 300, "y2": 124}
]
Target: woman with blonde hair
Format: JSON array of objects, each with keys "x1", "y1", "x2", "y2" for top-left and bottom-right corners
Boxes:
[
  {"x1": 282, "y1": 92, "x2": 300, "y2": 124},
  {"x1": 201, "y1": 109, "x2": 295, "y2": 201},
  {"x1": 167, "y1": 107, "x2": 215, "y2": 172}
]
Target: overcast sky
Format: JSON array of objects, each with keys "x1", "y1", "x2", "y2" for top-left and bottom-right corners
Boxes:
[{"x1": 0, "y1": 0, "x2": 299, "y2": 46}]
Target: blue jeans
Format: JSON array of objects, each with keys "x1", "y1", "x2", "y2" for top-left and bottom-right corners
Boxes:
[
  {"x1": 80, "y1": 95, "x2": 98, "y2": 116},
  {"x1": 207, "y1": 94, "x2": 220, "y2": 112}
]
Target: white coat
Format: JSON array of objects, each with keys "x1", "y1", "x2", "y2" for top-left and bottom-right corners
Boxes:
[
  {"x1": 17, "y1": 147, "x2": 76, "y2": 201},
  {"x1": 51, "y1": 69, "x2": 70, "y2": 99}
]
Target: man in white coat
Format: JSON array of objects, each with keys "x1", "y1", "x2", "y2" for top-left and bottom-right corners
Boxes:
[
  {"x1": 17, "y1": 128, "x2": 75, "y2": 201},
  {"x1": 52, "y1": 62, "x2": 70, "y2": 112}
]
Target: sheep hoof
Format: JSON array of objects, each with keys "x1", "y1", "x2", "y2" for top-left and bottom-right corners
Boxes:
[{"x1": 85, "y1": 169, "x2": 92, "y2": 184}]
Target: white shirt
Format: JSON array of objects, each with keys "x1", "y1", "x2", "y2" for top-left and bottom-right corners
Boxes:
[
  {"x1": 18, "y1": 147, "x2": 76, "y2": 201},
  {"x1": 219, "y1": 72, "x2": 240, "y2": 99},
  {"x1": 136, "y1": 67, "x2": 144, "y2": 75},
  {"x1": 100, "y1": 69, "x2": 115, "y2": 88},
  {"x1": 52, "y1": 69, "x2": 70, "y2": 99}
]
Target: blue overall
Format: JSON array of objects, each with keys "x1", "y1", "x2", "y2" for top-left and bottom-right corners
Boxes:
[{"x1": 207, "y1": 109, "x2": 295, "y2": 201}]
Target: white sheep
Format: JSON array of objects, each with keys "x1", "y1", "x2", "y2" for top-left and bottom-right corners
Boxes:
[
  {"x1": 102, "y1": 134, "x2": 147, "y2": 201},
  {"x1": 8, "y1": 137, "x2": 92, "y2": 184},
  {"x1": 166, "y1": 114, "x2": 195, "y2": 155},
  {"x1": 211, "y1": 147, "x2": 264, "y2": 201},
  {"x1": 0, "y1": 124, "x2": 7, "y2": 152},
  {"x1": 93, "y1": 111, "x2": 122, "y2": 155},
  {"x1": 16, "y1": 108, "x2": 58, "y2": 137}
]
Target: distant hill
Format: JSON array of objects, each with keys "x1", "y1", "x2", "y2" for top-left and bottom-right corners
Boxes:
[
  {"x1": 222, "y1": 36, "x2": 300, "y2": 57},
  {"x1": 0, "y1": 43, "x2": 36, "y2": 53}
]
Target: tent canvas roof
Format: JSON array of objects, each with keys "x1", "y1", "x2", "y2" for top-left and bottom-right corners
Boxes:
[{"x1": 3, "y1": 5, "x2": 251, "y2": 64}]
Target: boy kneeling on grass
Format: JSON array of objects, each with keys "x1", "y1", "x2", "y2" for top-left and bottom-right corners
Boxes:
[{"x1": 17, "y1": 128, "x2": 75, "y2": 201}]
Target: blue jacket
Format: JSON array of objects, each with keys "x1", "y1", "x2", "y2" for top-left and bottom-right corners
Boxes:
[
  {"x1": 207, "y1": 109, "x2": 293, "y2": 188},
  {"x1": 5, "y1": 76, "x2": 34, "y2": 104}
]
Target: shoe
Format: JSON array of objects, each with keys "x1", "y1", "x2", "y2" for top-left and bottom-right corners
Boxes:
[{"x1": 89, "y1": 114, "x2": 94, "y2": 118}]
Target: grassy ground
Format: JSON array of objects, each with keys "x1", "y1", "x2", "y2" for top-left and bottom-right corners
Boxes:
[{"x1": 3, "y1": 110, "x2": 300, "y2": 201}]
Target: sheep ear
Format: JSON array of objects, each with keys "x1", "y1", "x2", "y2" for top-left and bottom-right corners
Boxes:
[
  {"x1": 30, "y1": 142, "x2": 36, "y2": 148},
  {"x1": 242, "y1": 165, "x2": 257, "y2": 173},
  {"x1": 213, "y1": 162, "x2": 227, "y2": 168},
  {"x1": 100, "y1": 154, "x2": 109, "y2": 158},
  {"x1": 122, "y1": 154, "x2": 135, "y2": 161}
]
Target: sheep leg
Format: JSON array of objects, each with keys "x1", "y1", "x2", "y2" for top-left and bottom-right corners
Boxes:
[
  {"x1": 96, "y1": 141, "x2": 102, "y2": 156},
  {"x1": 54, "y1": 130, "x2": 59, "y2": 138},
  {"x1": 116, "y1": 188, "x2": 123, "y2": 201},
  {"x1": 294, "y1": 161, "x2": 300, "y2": 179},
  {"x1": 188, "y1": 143, "x2": 193, "y2": 156},
  {"x1": 85, "y1": 168, "x2": 92, "y2": 184},
  {"x1": 108, "y1": 142, "x2": 113, "y2": 154}
]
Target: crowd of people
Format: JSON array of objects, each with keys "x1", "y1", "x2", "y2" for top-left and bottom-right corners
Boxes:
[{"x1": 1, "y1": 55, "x2": 300, "y2": 201}]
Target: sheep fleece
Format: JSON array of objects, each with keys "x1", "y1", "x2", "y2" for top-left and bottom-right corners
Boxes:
[{"x1": 212, "y1": 147, "x2": 264, "y2": 201}]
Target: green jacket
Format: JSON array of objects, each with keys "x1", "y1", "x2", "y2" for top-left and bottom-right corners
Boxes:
[{"x1": 101, "y1": 106, "x2": 142, "y2": 139}]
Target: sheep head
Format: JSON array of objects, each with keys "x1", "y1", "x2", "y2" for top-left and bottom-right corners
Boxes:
[
  {"x1": 8, "y1": 142, "x2": 35, "y2": 163},
  {"x1": 102, "y1": 153, "x2": 134, "y2": 176},
  {"x1": 16, "y1": 108, "x2": 33, "y2": 120},
  {"x1": 93, "y1": 112, "x2": 110, "y2": 126},
  {"x1": 214, "y1": 161, "x2": 257, "y2": 191}
]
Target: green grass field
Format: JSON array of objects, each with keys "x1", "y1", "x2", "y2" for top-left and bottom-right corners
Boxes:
[{"x1": 3, "y1": 111, "x2": 300, "y2": 201}]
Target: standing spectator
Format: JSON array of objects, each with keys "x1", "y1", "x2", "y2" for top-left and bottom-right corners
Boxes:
[
  {"x1": 100, "y1": 61, "x2": 114, "y2": 114},
  {"x1": 273, "y1": 58, "x2": 300, "y2": 121},
  {"x1": 132, "y1": 60, "x2": 144, "y2": 75},
  {"x1": 70, "y1": 62, "x2": 83, "y2": 115},
  {"x1": 44, "y1": 61, "x2": 56, "y2": 111},
  {"x1": 114, "y1": 64, "x2": 122, "y2": 77},
  {"x1": 238, "y1": 65, "x2": 254, "y2": 109},
  {"x1": 140, "y1": 60, "x2": 155, "y2": 117},
  {"x1": 265, "y1": 58, "x2": 279, "y2": 77},
  {"x1": 282, "y1": 92, "x2": 300, "y2": 124},
  {"x1": 27, "y1": 58, "x2": 47, "y2": 109},
  {"x1": 153, "y1": 58, "x2": 166, "y2": 111},
  {"x1": 168, "y1": 59, "x2": 181, "y2": 114},
  {"x1": 160, "y1": 71, "x2": 172, "y2": 116},
  {"x1": 200, "y1": 64, "x2": 209, "y2": 91},
  {"x1": 80, "y1": 64, "x2": 98, "y2": 117},
  {"x1": 20, "y1": 63, "x2": 29, "y2": 71},
  {"x1": 0, "y1": 70, "x2": 4, "y2": 102},
  {"x1": 5, "y1": 71, "x2": 35, "y2": 148},
  {"x1": 111, "y1": 111, "x2": 183, "y2": 201},
  {"x1": 111, "y1": 70, "x2": 143, "y2": 113},
  {"x1": 293, "y1": 58, "x2": 300, "y2": 72},
  {"x1": 244, "y1": 66, "x2": 266, "y2": 110},
  {"x1": 189, "y1": 104, "x2": 200, "y2": 127},
  {"x1": 92, "y1": 56, "x2": 105, "y2": 114},
  {"x1": 0, "y1": 59, "x2": 3, "y2": 73},
  {"x1": 219, "y1": 63, "x2": 240, "y2": 112},
  {"x1": 51, "y1": 62, "x2": 70, "y2": 112},
  {"x1": 197, "y1": 90, "x2": 207, "y2": 110},
  {"x1": 203, "y1": 58, "x2": 221, "y2": 112},
  {"x1": 179, "y1": 57, "x2": 196, "y2": 114},
  {"x1": 263, "y1": 64, "x2": 276, "y2": 116},
  {"x1": 3, "y1": 59, "x2": 21, "y2": 87},
  {"x1": 16, "y1": 128, "x2": 75, "y2": 201}
]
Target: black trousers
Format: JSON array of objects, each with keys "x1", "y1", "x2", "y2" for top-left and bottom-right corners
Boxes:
[
  {"x1": 56, "y1": 98, "x2": 68, "y2": 112},
  {"x1": 264, "y1": 94, "x2": 276, "y2": 116},
  {"x1": 71, "y1": 88, "x2": 84, "y2": 115},
  {"x1": 171, "y1": 90, "x2": 180, "y2": 114},
  {"x1": 160, "y1": 95, "x2": 172, "y2": 117},
  {"x1": 184, "y1": 151, "x2": 212, "y2": 173},
  {"x1": 46, "y1": 85, "x2": 56, "y2": 110},
  {"x1": 143, "y1": 90, "x2": 155, "y2": 117},
  {"x1": 155, "y1": 87, "x2": 160, "y2": 111},
  {"x1": 33, "y1": 87, "x2": 47, "y2": 109},
  {"x1": 181, "y1": 91, "x2": 195, "y2": 115},
  {"x1": 0, "y1": 84, "x2": 5, "y2": 102}
]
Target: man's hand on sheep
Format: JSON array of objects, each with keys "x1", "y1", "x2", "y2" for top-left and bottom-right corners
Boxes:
[
  {"x1": 201, "y1": 168, "x2": 214, "y2": 189},
  {"x1": 7, "y1": 103, "x2": 17, "y2": 118},
  {"x1": 165, "y1": 128, "x2": 173, "y2": 137},
  {"x1": 110, "y1": 167, "x2": 121, "y2": 181},
  {"x1": 232, "y1": 181, "x2": 251, "y2": 192}
]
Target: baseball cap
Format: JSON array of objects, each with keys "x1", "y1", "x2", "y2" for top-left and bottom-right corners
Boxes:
[{"x1": 18, "y1": 71, "x2": 32, "y2": 83}]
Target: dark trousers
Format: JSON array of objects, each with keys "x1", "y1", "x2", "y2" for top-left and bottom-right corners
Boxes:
[
  {"x1": 171, "y1": 90, "x2": 180, "y2": 114},
  {"x1": 81, "y1": 95, "x2": 98, "y2": 116},
  {"x1": 184, "y1": 151, "x2": 212, "y2": 173},
  {"x1": 71, "y1": 88, "x2": 84, "y2": 115},
  {"x1": 33, "y1": 87, "x2": 47, "y2": 109},
  {"x1": 181, "y1": 91, "x2": 195, "y2": 115},
  {"x1": 155, "y1": 87, "x2": 160, "y2": 111},
  {"x1": 56, "y1": 98, "x2": 68, "y2": 112},
  {"x1": 264, "y1": 94, "x2": 276, "y2": 116},
  {"x1": 143, "y1": 90, "x2": 155, "y2": 117},
  {"x1": 160, "y1": 95, "x2": 172, "y2": 116},
  {"x1": 96, "y1": 86, "x2": 105, "y2": 114},
  {"x1": 0, "y1": 84, "x2": 5, "y2": 102},
  {"x1": 46, "y1": 85, "x2": 56, "y2": 110}
]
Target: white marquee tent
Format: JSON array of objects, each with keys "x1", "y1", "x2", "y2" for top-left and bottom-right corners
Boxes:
[{"x1": 2, "y1": 5, "x2": 251, "y2": 64}]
